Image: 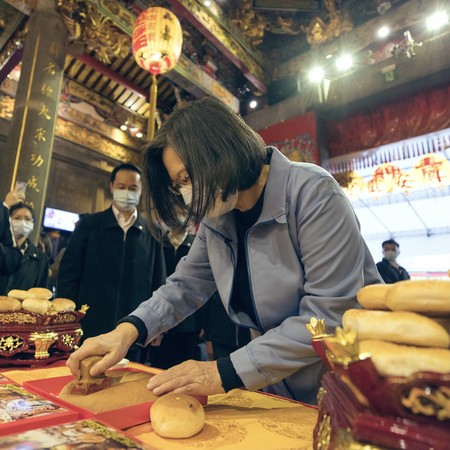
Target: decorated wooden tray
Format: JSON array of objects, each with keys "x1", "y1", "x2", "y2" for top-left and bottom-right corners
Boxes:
[
  {"x1": 307, "y1": 318, "x2": 450, "y2": 449},
  {"x1": 0, "y1": 307, "x2": 87, "y2": 367}
]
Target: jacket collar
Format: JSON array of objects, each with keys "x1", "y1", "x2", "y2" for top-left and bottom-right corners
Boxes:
[
  {"x1": 22, "y1": 239, "x2": 41, "y2": 260},
  {"x1": 204, "y1": 147, "x2": 290, "y2": 237},
  {"x1": 103, "y1": 206, "x2": 146, "y2": 232}
]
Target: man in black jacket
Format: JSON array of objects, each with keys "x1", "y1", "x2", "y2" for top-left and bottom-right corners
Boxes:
[
  {"x1": 376, "y1": 239, "x2": 410, "y2": 284},
  {"x1": 57, "y1": 163, "x2": 166, "y2": 362},
  {"x1": 0, "y1": 191, "x2": 23, "y2": 294}
]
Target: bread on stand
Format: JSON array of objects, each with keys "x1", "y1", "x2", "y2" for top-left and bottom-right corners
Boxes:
[
  {"x1": 52, "y1": 298, "x2": 77, "y2": 311},
  {"x1": 385, "y1": 279, "x2": 450, "y2": 315},
  {"x1": 21, "y1": 298, "x2": 54, "y2": 315},
  {"x1": 343, "y1": 308, "x2": 450, "y2": 348},
  {"x1": 7, "y1": 289, "x2": 30, "y2": 301},
  {"x1": 27, "y1": 287, "x2": 53, "y2": 300},
  {"x1": 0, "y1": 296, "x2": 22, "y2": 311},
  {"x1": 312, "y1": 278, "x2": 450, "y2": 449},
  {"x1": 359, "y1": 339, "x2": 450, "y2": 377}
]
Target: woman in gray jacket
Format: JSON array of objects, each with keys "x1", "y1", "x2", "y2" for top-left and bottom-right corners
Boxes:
[{"x1": 67, "y1": 96, "x2": 381, "y2": 404}]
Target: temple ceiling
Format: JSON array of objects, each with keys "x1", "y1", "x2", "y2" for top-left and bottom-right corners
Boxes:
[{"x1": 1, "y1": 0, "x2": 450, "y2": 148}]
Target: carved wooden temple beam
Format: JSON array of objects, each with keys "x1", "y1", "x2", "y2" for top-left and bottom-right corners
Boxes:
[
  {"x1": 75, "y1": 53, "x2": 147, "y2": 99},
  {"x1": 165, "y1": 0, "x2": 270, "y2": 94}
]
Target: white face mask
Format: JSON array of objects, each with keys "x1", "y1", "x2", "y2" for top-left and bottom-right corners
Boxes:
[
  {"x1": 383, "y1": 250, "x2": 398, "y2": 262},
  {"x1": 206, "y1": 191, "x2": 239, "y2": 218},
  {"x1": 113, "y1": 189, "x2": 140, "y2": 212},
  {"x1": 12, "y1": 220, "x2": 34, "y2": 240},
  {"x1": 179, "y1": 185, "x2": 192, "y2": 206}
]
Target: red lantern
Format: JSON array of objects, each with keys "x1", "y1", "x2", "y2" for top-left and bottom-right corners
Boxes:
[{"x1": 132, "y1": 7, "x2": 183, "y2": 139}]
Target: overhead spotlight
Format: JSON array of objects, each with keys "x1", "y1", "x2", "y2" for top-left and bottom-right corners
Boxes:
[
  {"x1": 336, "y1": 54, "x2": 353, "y2": 71},
  {"x1": 377, "y1": 26, "x2": 390, "y2": 38},
  {"x1": 249, "y1": 99, "x2": 258, "y2": 109},
  {"x1": 120, "y1": 124, "x2": 127, "y2": 131},
  {"x1": 308, "y1": 67, "x2": 324, "y2": 82},
  {"x1": 136, "y1": 132, "x2": 143, "y2": 138},
  {"x1": 204, "y1": 0, "x2": 212, "y2": 7},
  {"x1": 426, "y1": 11, "x2": 448, "y2": 30},
  {"x1": 325, "y1": 54, "x2": 333, "y2": 59}
]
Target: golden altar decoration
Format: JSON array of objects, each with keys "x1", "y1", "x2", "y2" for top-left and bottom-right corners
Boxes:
[{"x1": 0, "y1": 306, "x2": 88, "y2": 367}]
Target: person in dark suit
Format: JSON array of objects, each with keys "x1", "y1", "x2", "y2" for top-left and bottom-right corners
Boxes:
[
  {"x1": 376, "y1": 239, "x2": 410, "y2": 284},
  {"x1": 57, "y1": 163, "x2": 166, "y2": 362}
]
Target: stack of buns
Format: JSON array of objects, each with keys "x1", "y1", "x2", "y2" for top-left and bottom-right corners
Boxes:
[
  {"x1": 0, "y1": 288, "x2": 76, "y2": 315},
  {"x1": 343, "y1": 280, "x2": 450, "y2": 378}
]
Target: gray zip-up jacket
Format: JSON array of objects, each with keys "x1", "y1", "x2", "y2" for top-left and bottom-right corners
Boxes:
[{"x1": 131, "y1": 148, "x2": 381, "y2": 403}]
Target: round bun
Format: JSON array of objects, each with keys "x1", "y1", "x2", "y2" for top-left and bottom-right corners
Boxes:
[
  {"x1": 356, "y1": 284, "x2": 391, "y2": 310},
  {"x1": 0, "y1": 296, "x2": 22, "y2": 311},
  {"x1": 27, "y1": 287, "x2": 52, "y2": 300},
  {"x1": 22, "y1": 298, "x2": 54, "y2": 315},
  {"x1": 52, "y1": 298, "x2": 76, "y2": 312},
  {"x1": 385, "y1": 279, "x2": 450, "y2": 315},
  {"x1": 151, "y1": 394, "x2": 205, "y2": 438},
  {"x1": 360, "y1": 340, "x2": 450, "y2": 377},
  {"x1": 7, "y1": 289, "x2": 30, "y2": 301},
  {"x1": 343, "y1": 309, "x2": 450, "y2": 348}
]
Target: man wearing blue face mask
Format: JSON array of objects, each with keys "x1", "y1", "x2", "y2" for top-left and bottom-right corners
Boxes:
[
  {"x1": 376, "y1": 239, "x2": 411, "y2": 284},
  {"x1": 57, "y1": 163, "x2": 166, "y2": 362}
]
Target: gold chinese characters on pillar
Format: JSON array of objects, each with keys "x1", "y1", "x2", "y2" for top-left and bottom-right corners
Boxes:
[
  {"x1": 132, "y1": 7, "x2": 183, "y2": 140},
  {"x1": 1, "y1": 2, "x2": 68, "y2": 244}
]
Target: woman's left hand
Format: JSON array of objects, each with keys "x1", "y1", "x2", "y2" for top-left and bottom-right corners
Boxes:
[{"x1": 146, "y1": 360, "x2": 225, "y2": 396}]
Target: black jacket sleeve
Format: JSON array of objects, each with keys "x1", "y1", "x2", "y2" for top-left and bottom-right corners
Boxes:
[
  {"x1": 57, "y1": 218, "x2": 90, "y2": 301},
  {"x1": 0, "y1": 203, "x2": 22, "y2": 276},
  {"x1": 36, "y1": 253, "x2": 50, "y2": 288}
]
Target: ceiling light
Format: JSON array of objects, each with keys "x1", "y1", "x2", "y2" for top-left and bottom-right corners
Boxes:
[
  {"x1": 336, "y1": 54, "x2": 353, "y2": 71},
  {"x1": 377, "y1": 26, "x2": 390, "y2": 38},
  {"x1": 426, "y1": 11, "x2": 448, "y2": 30},
  {"x1": 136, "y1": 132, "x2": 143, "y2": 138},
  {"x1": 120, "y1": 124, "x2": 127, "y2": 131},
  {"x1": 249, "y1": 100, "x2": 258, "y2": 109},
  {"x1": 204, "y1": 0, "x2": 211, "y2": 7},
  {"x1": 308, "y1": 67, "x2": 324, "y2": 83}
]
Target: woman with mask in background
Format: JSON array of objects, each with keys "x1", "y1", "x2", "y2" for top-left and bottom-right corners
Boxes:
[
  {"x1": 67, "y1": 97, "x2": 381, "y2": 404},
  {"x1": 0, "y1": 203, "x2": 49, "y2": 292}
]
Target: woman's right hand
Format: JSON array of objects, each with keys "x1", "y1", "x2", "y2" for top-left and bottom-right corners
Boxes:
[{"x1": 66, "y1": 323, "x2": 139, "y2": 378}]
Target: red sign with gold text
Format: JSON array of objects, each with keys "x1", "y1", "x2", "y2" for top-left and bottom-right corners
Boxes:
[{"x1": 257, "y1": 112, "x2": 319, "y2": 165}]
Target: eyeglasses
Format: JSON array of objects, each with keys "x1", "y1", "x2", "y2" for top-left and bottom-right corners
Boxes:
[{"x1": 168, "y1": 173, "x2": 190, "y2": 195}]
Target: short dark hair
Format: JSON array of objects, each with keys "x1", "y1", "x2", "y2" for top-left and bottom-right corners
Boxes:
[
  {"x1": 9, "y1": 202, "x2": 34, "y2": 220},
  {"x1": 110, "y1": 163, "x2": 141, "y2": 183},
  {"x1": 382, "y1": 239, "x2": 399, "y2": 248},
  {"x1": 142, "y1": 96, "x2": 267, "y2": 238}
]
